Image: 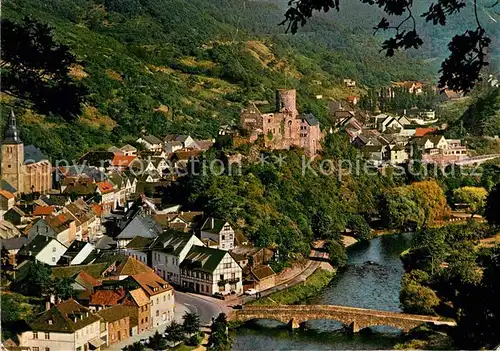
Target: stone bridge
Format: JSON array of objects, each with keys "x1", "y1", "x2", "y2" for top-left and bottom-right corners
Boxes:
[{"x1": 233, "y1": 305, "x2": 456, "y2": 332}]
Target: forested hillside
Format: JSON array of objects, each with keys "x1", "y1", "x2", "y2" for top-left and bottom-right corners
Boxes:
[{"x1": 2, "y1": 0, "x2": 493, "y2": 160}]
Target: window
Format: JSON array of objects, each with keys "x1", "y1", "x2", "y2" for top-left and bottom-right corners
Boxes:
[
  {"x1": 156, "y1": 310, "x2": 159, "y2": 317},
  {"x1": 231, "y1": 273, "x2": 236, "y2": 280},
  {"x1": 33, "y1": 332, "x2": 38, "y2": 339},
  {"x1": 52, "y1": 247, "x2": 56, "y2": 252},
  {"x1": 223, "y1": 263, "x2": 231, "y2": 269},
  {"x1": 163, "y1": 295, "x2": 166, "y2": 302},
  {"x1": 52, "y1": 257, "x2": 56, "y2": 262},
  {"x1": 145, "y1": 317, "x2": 148, "y2": 322},
  {"x1": 221, "y1": 235, "x2": 225, "y2": 240},
  {"x1": 33, "y1": 348, "x2": 39, "y2": 351},
  {"x1": 45, "y1": 332, "x2": 50, "y2": 339},
  {"x1": 220, "y1": 274, "x2": 224, "y2": 281},
  {"x1": 156, "y1": 298, "x2": 159, "y2": 305},
  {"x1": 45, "y1": 348, "x2": 50, "y2": 351}
]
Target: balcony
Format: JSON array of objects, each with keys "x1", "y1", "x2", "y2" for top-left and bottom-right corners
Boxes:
[{"x1": 228, "y1": 277, "x2": 240, "y2": 284}]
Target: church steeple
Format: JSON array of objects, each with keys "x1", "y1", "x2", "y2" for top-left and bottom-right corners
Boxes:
[{"x1": 3, "y1": 109, "x2": 22, "y2": 144}]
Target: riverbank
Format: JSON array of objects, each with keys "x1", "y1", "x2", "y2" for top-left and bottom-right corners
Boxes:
[{"x1": 246, "y1": 268, "x2": 336, "y2": 306}]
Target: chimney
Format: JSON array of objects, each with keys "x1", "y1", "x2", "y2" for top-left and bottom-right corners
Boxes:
[{"x1": 45, "y1": 301, "x2": 51, "y2": 311}]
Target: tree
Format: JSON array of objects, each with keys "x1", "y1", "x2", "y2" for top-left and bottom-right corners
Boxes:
[
  {"x1": 148, "y1": 330, "x2": 166, "y2": 350},
  {"x1": 13, "y1": 261, "x2": 53, "y2": 298},
  {"x1": 400, "y1": 270, "x2": 440, "y2": 315},
  {"x1": 182, "y1": 311, "x2": 201, "y2": 335},
  {"x1": 280, "y1": 0, "x2": 497, "y2": 93},
  {"x1": 347, "y1": 214, "x2": 373, "y2": 241},
  {"x1": 165, "y1": 321, "x2": 185, "y2": 346},
  {"x1": 122, "y1": 342, "x2": 145, "y2": 351},
  {"x1": 52, "y1": 277, "x2": 74, "y2": 302},
  {"x1": 453, "y1": 186, "x2": 488, "y2": 216},
  {"x1": 208, "y1": 313, "x2": 232, "y2": 351},
  {"x1": 327, "y1": 240, "x2": 348, "y2": 268},
  {"x1": 1, "y1": 17, "x2": 87, "y2": 119},
  {"x1": 485, "y1": 183, "x2": 500, "y2": 226}
]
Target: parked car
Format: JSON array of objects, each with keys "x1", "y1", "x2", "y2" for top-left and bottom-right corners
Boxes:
[{"x1": 245, "y1": 288, "x2": 257, "y2": 296}]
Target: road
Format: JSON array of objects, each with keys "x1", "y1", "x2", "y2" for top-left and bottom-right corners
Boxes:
[{"x1": 175, "y1": 291, "x2": 228, "y2": 325}]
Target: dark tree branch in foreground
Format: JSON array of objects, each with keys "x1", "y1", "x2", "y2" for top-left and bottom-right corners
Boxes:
[{"x1": 281, "y1": 0, "x2": 495, "y2": 93}]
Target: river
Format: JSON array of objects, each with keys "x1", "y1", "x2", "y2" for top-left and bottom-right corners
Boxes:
[{"x1": 232, "y1": 232, "x2": 414, "y2": 350}]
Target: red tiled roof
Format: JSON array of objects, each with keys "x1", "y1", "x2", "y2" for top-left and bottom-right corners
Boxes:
[
  {"x1": 0, "y1": 189, "x2": 15, "y2": 200},
  {"x1": 89, "y1": 289, "x2": 126, "y2": 306},
  {"x1": 130, "y1": 272, "x2": 172, "y2": 296},
  {"x1": 33, "y1": 206, "x2": 55, "y2": 216},
  {"x1": 92, "y1": 204, "x2": 103, "y2": 217},
  {"x1": 96, "y1": 181, "x2": 114, "y2": 194},
  {"x1": 111, "y1": 155, "x2": 137, "y2": 167},
  {"x1": 415, "y1": 127, "x2": 436, "y2": 137}
]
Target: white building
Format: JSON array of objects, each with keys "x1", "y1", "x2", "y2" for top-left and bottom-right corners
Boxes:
[
  {"x1": 18, "y1": 300, "x2": 105, "y2": 351},
  {"x1": 151, "y1": 231, "x2": 204, "y2": 285},
  {"x1": 136, "y1": 135, "x2": 163, "y2": 153},
  {"x1": 180, "y1": 246, "x2": 243, "y2": 296},
  {"x1": 200, "y1": 217, "x2": 235, "y2": 251},
  {"x1": 17, "y1": 235, "x2": 67, "y2": 266}
]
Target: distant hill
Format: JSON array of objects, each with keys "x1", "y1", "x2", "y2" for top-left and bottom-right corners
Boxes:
[{"x1": 3, "y1": 0, "x2": 495, "y2": 160}]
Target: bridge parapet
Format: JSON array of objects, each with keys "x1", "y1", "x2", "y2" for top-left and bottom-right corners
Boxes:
[{"x1": 236, "y1": 305, "x2": 456, "y2": 333}]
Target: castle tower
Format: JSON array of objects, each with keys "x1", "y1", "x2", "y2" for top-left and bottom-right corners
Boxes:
[
  {"x1": 276, "y1": 89, "x2": 297, "y2": 116},
  {"x1": 1, "y1": 110, "x2": 24, "y2": 193}
]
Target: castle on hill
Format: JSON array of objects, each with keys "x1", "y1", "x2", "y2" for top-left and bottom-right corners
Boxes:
[
  {"x1": 1, "y1": 110, "x2": 52, "y2": 194},
  {"x1": 240, "y1": 89, "x2": 323, "y2": 157}
]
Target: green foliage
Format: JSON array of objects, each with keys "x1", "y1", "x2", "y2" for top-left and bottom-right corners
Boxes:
[
  {"x1": 122, "y1": 341, "x2": 145, "y2": 351},
  {"x1": 347, "y1": 214, "x2": 373, "y2": 241},
  {"x1": 165, "y1": 321, "x2": 185, "y2": 345},
  {"x1": 247, "y1": 269, "x2": 335, "y2": 306},
  {"x1": 182, "y1": 312, "x2": 200, "y2": 335},
  {"x1": 1, "y1": 0, "x2": 435, "y2": 160},
  {"x1": 208, "y1": 313, "x2": 232, "y2": 351},
  {"x1": 485, "y1": 183, "x2": 500, "y2": 227},
  {"x1": 400, "y1": 270, "x2": 440, "y2": 315},
  {"x1": 0, "y1": 292, "x2": 42, "y2": 341},
  {"x1": 13, "y1": 261, "x2": 53, "y2": 298},
  {"x1": 448, "y1": 87, "x2": 500, "y2": 137},
  {"x1": 149, "y1": 330, "x2": 167, "y2": 350},
  {"x1": 1, "y1": 17, "x2": 87, "y2": 119},
  {"x1": 381, "y1": 180, "x2": 449, "y2": 230},
  {"x1": 401, "y1": 221, "x2": 500, "y2": 348},
  {"x1": 327, "y1": 240, "x2": 348, "y2": 268},
  {"x1": 452, "y1": 186, "x2": 488, "y2": 215},
  {"x1": 51, "y1": 277, "x2": 75, "y2": 301}
]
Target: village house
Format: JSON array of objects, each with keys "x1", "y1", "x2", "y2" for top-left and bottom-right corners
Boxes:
[
  {"x1": 136, "y1": 135, "x2": 163, "y2": 153},
  {"x1": 180, "y1": 245, "x2": 243, "y2": 296},
  {"x1": 243, "y1": 265, "x2": 276, "y2": 292},
  {"x1": 164, "y1": 134, "x2": 199, "y2": 152},
  {"x1": 96, "y1": 181, "x2": 117, "y2": 214},
  {"x1": 25, "y1": 215, "x2": 77, "y2": 246},
  {"x1": 63, "y1": 199, "x2": 102, "y2": 242},
  {"x1": 125, "y1": 236, "x2": 153, "y2": 265},
  {"x1": 123, "y1": 288, "x2": 151, "y2": 334},
  {"x1": 240, "y1": 89, "x2": 322, "y2": 158},
  {"x1": 343, "y1": 78, "x2": 356, "y2": 88},
  {"x1": 90, "y1": 288, "x2": 127, "y2": 311},
  {"x1": 97, "y1": 306, "x2": 131, "y2": 346},
  {"x1": 4, "y1": 206, "x2": 28, "y2": 225},
  {"x1": 18, "y1": 300, "x2": 104, "y2": 351},
  {"x1": 0, "y1": 189, "x2": 15, "y2": 214},
  {"x1": 229, "y1": 245, "x2": 274, "y2": 269},
  {"x1": 152, "y1": 211, "x2": 203, "y2": 232},
  {"x1": 115, "y1": 211, "x2": 163, "y2": 248},
  {"x1": 33, "y1": 206, "x2": 57, "y2": 218},
  {"x1": 200, "y1": 217, "x2": 235, "y2": 251},
  {"x1": 17, "y1": 235, "x2": 67, "y2": 266},
  {"x1": 150, "y1": 231, "x2": 204, "y2": 285},
  {"x1": 0, "y1": 220, "x2": 21, "y2": 239},
  {"x1": 120, "y1": 144, "x2": 137, "y2": 156},
  {"x1": 1, "y1": 110, "x2": 52, "y2": 195},
  {"x1": 127, "y1": 272, "x2": 175, "y2": 327},
  {"x1": 57, "y1": 240, "x2": 95, "y2": 265},
  {"x1": 0, "y1": 236, "x2": 29, "y2": 266}
]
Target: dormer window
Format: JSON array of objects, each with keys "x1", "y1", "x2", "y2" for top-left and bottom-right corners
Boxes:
[{"x1": 48, "y1": 320, "x2": 53, "y2": 325}]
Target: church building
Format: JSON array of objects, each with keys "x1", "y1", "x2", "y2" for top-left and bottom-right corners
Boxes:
[{"x1": 1, "y1": 110, "x2": 52, "y2": 195}]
